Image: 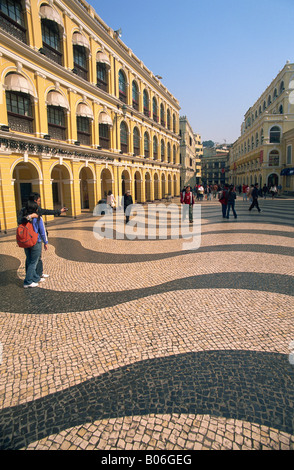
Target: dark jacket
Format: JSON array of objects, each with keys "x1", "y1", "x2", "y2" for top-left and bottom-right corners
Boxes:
[
  {"x1": 17, "y1": 207, "x2": 62, "y2": 225},
  {"x1": 123, "y1": 194, "x2": 133, "y2": 212},
  {"x1": 227, "y1": 190, "x2": 236, "y2": 203},
  {"x1": 252, "y1": 187, "x2": 259, "y2": 199}
]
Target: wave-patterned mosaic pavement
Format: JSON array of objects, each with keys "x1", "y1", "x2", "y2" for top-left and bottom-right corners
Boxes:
[{"x1": 0, "y1": 197, "x2": 294, "y2": 450}]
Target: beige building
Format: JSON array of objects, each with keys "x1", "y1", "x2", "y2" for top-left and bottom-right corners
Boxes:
[
  {"x1": 0, "y1": 0, "x2": 181, "y2": 231},
  {"x1": 201, "y1": 145, "x2": 230, "y2": 186},
  {"x1": 179, "y1": 116, "x2": 202, "y2": 188},
  {"x1": 229, "y1": 61, "x2": 294, "y2": 193}
]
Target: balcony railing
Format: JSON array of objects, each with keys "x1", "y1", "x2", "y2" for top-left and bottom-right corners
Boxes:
[{"x1": 0, "y1": 11, "x2": 27, "y2": 43}]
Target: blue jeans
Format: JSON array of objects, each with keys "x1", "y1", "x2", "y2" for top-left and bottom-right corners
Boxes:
[
  {"x1": 227, "y1": 202, "x2": 237, "y2": 218},
  {"x1": 222, "y1": 203, "x2": 227, "y2": 218},
  {"x1": 24, "y1": 242, "x2": 42, "y2": 286}
]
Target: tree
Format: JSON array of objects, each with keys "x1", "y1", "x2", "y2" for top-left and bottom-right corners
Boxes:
[{"x1": 202, "y1": 140, "x2": 214, "y2": 148}]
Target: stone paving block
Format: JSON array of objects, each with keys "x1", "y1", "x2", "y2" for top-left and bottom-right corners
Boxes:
[{"x1": 0, "y1": 198, "x2": 293, "y2": 450}]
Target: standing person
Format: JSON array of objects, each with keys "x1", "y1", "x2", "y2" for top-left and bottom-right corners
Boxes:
[
  {"x1": 198, "y1": 184, "x2": 204, "y2": 201},
  {"x1": 248, "y1": 185, "x2": 254, "y2": 203},
  {"x1": 106, "y1": 190, "x2": 116, "y2": 212},
  {"x1": 262, "y1": 184, "x2": 268, "y2": 199},
  {"x1": 181, "y1": 185, "x2": 194, "y2": 223},
  {"x1": 249, "y1": 183, "x2": 261, "y2": 213},
  {"x1": 219, "y1": 184, "x2": 229, "y2": 218},
  {"x1": 17, "y1": 192, "x2": 67, "y2": 225},
  {"x1": 270, "y1": 185, "x2": 277, "y2": 199},
  {"x1": 242, "y1": 184, "x2": 248, "y2": 201},
  {"x1": 21, "y1": 200, "x2": 48, "y2": 288},
  {"x1": 226, "y1": 186, "x2": 237, "y2": 219},
  {"x1": 206, "y1": 184, "x2": 212, "y2": 201},
  {"x1": 18, "y1": 192, "x2": 67, "y2": 278},
  {"x1": 123, "y1": 190, "x2": 133, "y2": 224}
]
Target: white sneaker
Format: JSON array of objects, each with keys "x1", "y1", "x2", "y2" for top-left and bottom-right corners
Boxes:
[
  {"x1": 42, "y1": 274, "x2": 49, "y2": 278},
  {"x1": 24, "y1": 282, "x2": 39, "y2": 288},
  {"x1": 39, "y1": 278, "x2": 46, "y2": 282}
]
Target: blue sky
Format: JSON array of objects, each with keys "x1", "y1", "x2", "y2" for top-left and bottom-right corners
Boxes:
[{"x1": 91, "y1": 0, "x2": 294, "y2": 144}]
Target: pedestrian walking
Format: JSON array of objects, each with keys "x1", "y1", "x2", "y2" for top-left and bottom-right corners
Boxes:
[
  {"x1": 106, "y1": 190, "x2": 116, "y2": 212},
  {"x1": 123, "y1": 190, "x2": 133, "y2": 224},
  {"x1": 249, "y1": 183, "x2": 261, "y2": 213},
  {"x1": 226, "y1": 186, "x2": 237, "y2": 219},
  {"x1": 262, "y1": 184, "x2": 268, "y2": 199},
  {"x1": 219, "y1": 184, "x2": 229, "y2": 218},
  {"x1": 242, "y1": 184, "x2": 248, "y2": 201},
  {"x1": 270, "y1": 185, "x2": 277, "y2": 199}
]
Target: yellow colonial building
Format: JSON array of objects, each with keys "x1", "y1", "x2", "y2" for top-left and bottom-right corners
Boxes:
[
  {"x1": 229, "y1": 61, "x2": 294, "y2": 194},
  {"x1": 0, "y1": 0, "x2": 181, "y2": 231}
]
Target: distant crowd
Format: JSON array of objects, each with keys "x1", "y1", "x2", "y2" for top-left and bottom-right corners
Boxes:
[{"x1": 185, "y1": 183, "x2": 281, "y2": 201}]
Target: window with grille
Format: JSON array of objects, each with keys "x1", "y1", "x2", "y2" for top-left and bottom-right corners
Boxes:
[
  {"x1": 119, "y1": 70, "x2": 127, "y2": 103},
  {"x1": 120, "y1": 122, "x2": 128, "y2": 153},
  {"x1": 47, "y1": 106, "x2": 66, "y2": 140},
  {"x1": 133, "y1": 127, "x2": 140, "y2": 155},
  {"x1": 143, "y1": 90, "x2": 149, "y2": 117},
  {"x1": 6, "y1": 90, "x2": 33, "y2": 133},
  {"x1": 77, "y1": 116, "x2": 90, "y2": 145},
  {"x1": 73, "y1": 45, "x2": 88, "y2": 80},
  {"x1": 99, "y1": 123, "x2": 110, "y2": 149},
  {"x1": 132, "y1": 81, "x2": 139, "y2": 110},
  {"x1": 41, "y1": 19, "x2": 62, "y2": 64},
  {"x1": 0, "y1": 0, "x2": 26, "y2": 42},
  {"x1": 97, "y1": 62, "x2": 108, "y2": 91},
  {"x1": 144, "y1": 132, "x2": 149, "y2": 158}
]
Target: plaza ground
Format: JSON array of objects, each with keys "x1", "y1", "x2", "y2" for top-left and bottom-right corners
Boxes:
[{"x1": 0, "y1": 195, "x2": 293, "y2": 450}]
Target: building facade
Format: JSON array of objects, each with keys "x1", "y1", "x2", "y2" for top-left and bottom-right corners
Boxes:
[
  {"x1": 229, "y1": 62, "x2": 294, "y2": 193},
  {"x1": 201, "y1": 145, "x2": 230, "y2": 187},
  {"x1": 179, "y1": 116, "x2": 202, "y2": 188},
  {"x1": 0, "y1": 0, "x2": 181, "y2": 231}
]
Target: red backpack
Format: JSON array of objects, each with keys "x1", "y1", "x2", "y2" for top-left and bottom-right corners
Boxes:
[{"x1": 16, "y1": 221, "x2": 38, "y2": 248}]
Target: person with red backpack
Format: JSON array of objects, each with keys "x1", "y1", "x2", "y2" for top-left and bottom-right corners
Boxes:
[{"x1": 19, "y1": 199, "x2": 48, "y2": 288}]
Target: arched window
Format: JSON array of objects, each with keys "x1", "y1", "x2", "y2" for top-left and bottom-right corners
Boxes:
[
  {"x1": 267, "y1": 95, "x2": 272, "y2": 106},
  {"x1": 173, "y1": 144, "x2": 176, "y2": 164},
  {"x1": 173, "y1": 114, "x2": 176, "y2": 133},
  {"x1": 167, "y1": 109, "x2": 171, "y2": 130},
  {"x1": 144, "y1": 132, "x2": 149, "y2": 158},
  {"x1": 119, "y1": 70, "x2": 127, "y2": 103},
  {"x1": 259, "y1": 105, "x2": 262, "y2": 115},
  {"x1": 255, "y1": 132, "x2": 259, "y2": 148},
  {"x1": 96, "y1": 51, "x2": 110, "y2": 92},
  {"x1": 133, "y1": 127, "x2": 140, "y2": 156},
  {"x1": 279, "y1": 104, "x2": 283, "y2": 114},
  {"x1": 40, "y1": 4, "x2": 63, "y2": 65},
  {"x1": 72, "y1": 33, "x2": 90, "y2": 81},
  {"x1": 5, "y1": 73, "x2": 34, "y2": 134},
  {"x1": 77, "y1": 116, "x2": 90, "y2": 145},
  {"x1": 47, "y1": 91, "x2": 68, "y2": 141},
  {"x1": 153, "y1": 136, "x2": 158, "y2": 159},
  {"x1": 279, "y1": 81, "x2": 285, "y2": 94},
  {"x1": 261, "y1": 129, "x2": 264, "y2": 145},
  {"x1": 99, "y1": 123, "x2": 110, "y2": 149},
  {"x1": 167, "y1": 143, "x2": 171, "y2": 163},
  {"x1": 273, "y1": 88, "x2": 278, "y2": 100},
  {"x1": 160, "y1": 103, "x2": 165, "y2": 126},
  {"x1": 143, "y1": 89, "x2": 149, "y2": 117},
  {"x1": 269, "y1": 150, "x2": 279, "y2": 167},
  {"x1": 0, "y1": 0, "x2": 26, "y2": 43},
  {"x1": 132, "y1": 81, "x2": 139, "y2": 110},
  {"x1": 263, "y1": 101, "x2": 266, "y2": 111},
  {"x1": 269, "y1": 126, "x2": 281, "y2": 143},
  {"x1": 153, "y1": 97, "x2": 158, "y2": 122},
  {"x1": 161, "y1": 139, "x2": 165, "y2": 162},
  {"x1": 251, "y1": 136, "x2": 254, "y2": 150},
  {"x1": 120, "y1": 121, "x2": 128, "y2": 153}
]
